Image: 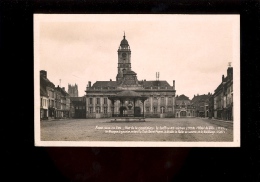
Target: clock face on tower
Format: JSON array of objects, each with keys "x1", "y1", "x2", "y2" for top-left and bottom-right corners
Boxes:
[{"x1": 122, "y1": 53, "x2": 126, "y2": 58}]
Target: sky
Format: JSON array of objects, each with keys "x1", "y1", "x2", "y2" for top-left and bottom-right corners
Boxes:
[{"x1": 36, "y1": 14, "x2": 239, "y2": 99}]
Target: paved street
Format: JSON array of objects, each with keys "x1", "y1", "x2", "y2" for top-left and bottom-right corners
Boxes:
[{"x1": 40, "y1": 117, "x2": 233, "y2": 142}]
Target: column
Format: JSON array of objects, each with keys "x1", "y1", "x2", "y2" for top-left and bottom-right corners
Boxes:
[
  {"x1": 158, "y1": 96, "x2": 160, "y2": 113},
  {"x1": 166, "y1": 96, "x2": 168, "y2": 112},
  {"x1": 115, "y1": 100, "x2": 118, "y2": 114},
  {"x1": 101, "y1": 97, "x2": 103, "y2": 113},
  {"x1": 108, "y1": 99, "x2": 111, "y2": 112},
  {"x1": 150, "y1": 96, "x2": 153, "y2": 112},
  {"x1": 86, "y1": 97, "x2": 88, "y2": 113},
  {"x1": 93, "y1": 97, "x2": 96, "y2": 113},
  {"x1": 133, "y1": 99, "x2": 136, "y2": 116},
  {"x1": 172, "y1": 96, "x2": 175, "y2": 113}
]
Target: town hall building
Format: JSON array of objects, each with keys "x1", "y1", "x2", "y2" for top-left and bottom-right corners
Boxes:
[{"x1": 85, "y1": 33, "x2": 176, "y2": 118}]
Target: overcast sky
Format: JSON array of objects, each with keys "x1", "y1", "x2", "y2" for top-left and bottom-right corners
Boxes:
[{"x1": 36, "y1": 14, "x2": 239, "y2": 99}]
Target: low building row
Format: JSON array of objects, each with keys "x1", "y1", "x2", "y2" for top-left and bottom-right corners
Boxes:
[
  {"x1": 40, "y1": 66, "x2": 233, "y2": 121},
  {"x1": 40, "y1": 70, "x2": 70, "y2": 120},
  {"x1": 212, "y1": 66, "x2": 233, "y2": 121}
]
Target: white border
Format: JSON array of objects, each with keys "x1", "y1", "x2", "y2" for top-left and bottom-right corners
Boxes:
[{"x1": 34, "y1": 14, "x2": 240, "y2": 147}]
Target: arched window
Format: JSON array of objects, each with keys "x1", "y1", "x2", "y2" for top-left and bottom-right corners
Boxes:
[
  {"x1": 160, "y1": 107, "x2": 165, "y2": 113},
  {"x1": 96, "y1": 107, "x2": 100, "y2": 113},
  {"x1": 153, "y1": 107, "x2": 157, "y2": 113}
]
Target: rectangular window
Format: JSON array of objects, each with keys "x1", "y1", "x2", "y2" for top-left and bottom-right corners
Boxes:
[
  {"x1": 89, "y1": 98, "x2": 93, "y2": 104},
  {"x1": 41, "y1": 98, "x2": 43, "y2": 107},
  {"x1": 104, "y1": 107, "x2": 107, "y2": 114},
  {"x1": 161, "y1": 97, "x2": 165, "y2": 104},
  {"x1": 104, "y1": 98, "x2": 107, "y2": 104},
  {"x1": 168, "y1": 97, "x2": 172, "y2": 104},
  {"x1": 96, "y1": 107, "x2": 100, "y2": 113},
  {"x1": 146, "y1": 107, "x2": 150, "y2": 112},
  {"x1": 89, "y1": 107, "x2": 93, "y2": 113},
  {"x1": 168, "y1": 107, "x2": 173, "y2": 112},
  {"x1": 97, "y1": 98, "x2": 100, "y2": 104},
  {"x1": 153, "y1": 107, "x2": 157, "y2": 113}
]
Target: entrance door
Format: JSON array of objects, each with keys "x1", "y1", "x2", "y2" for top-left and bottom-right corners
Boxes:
[
  {"x1": 119, "y1": 106, "x2": 127, "y2": 116},
  {"x1": 180, "y1": 111, "x2": 186, "y2": 117},
  {"x1": 134, "y1": 107, "x2": 141, "y2": 117}
]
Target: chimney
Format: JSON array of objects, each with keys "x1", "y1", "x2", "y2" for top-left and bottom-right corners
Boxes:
[
  {"x1": 40, "y1": 70, "x2": 47, "y2": 78},
  {"x1": 62, "y1": 87, "x2": 65, "y2": 90},
  {"x1": 110, "y1": 79, "x2": 112, "y2": 81},
  {"x1": 172, "y1": 80, "x2": 175, "y2": 90},
  {"x1": 222, "y1": 75, "x2": 224, "y2": 82},
  {"x1": 227, "y1": 67, "x2": 233, "y2": 78},
  {"x1": 88, "y1": 81, "x2": 91, "y2": 87}
]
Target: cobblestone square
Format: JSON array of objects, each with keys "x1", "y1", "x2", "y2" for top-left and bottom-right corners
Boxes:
[{"x1": 40, "y1": 117, "x2": 233, "y2": 142}]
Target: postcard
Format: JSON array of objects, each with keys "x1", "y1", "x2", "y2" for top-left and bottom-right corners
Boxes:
[{"x1": 34, "y1": 14, "x2": 240, "y2": 147}]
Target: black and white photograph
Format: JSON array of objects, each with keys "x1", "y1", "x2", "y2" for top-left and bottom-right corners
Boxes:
[{"x1": 34, "y1": 14, "x2": 240, "y2": 147}]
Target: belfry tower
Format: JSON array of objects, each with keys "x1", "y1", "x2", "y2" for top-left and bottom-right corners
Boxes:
[
  {"x1": 116, "y1": 32, "x2": 132, "y2": 82},
  {"x1": 68, "y1": 83, "x2": 78, "y2": 97}
]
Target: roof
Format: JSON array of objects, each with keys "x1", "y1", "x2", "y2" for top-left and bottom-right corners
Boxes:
[
  {"x1": 120, "y1": 34, "x2": 129, "y2": 46},
  {"x1": 40, "y1": 74, "x2": 55, "y2": 88},
  {"x1": 70, "y1": 97, "x2": 85, "y2": 102},
  {"x1": 92, "y1": 81, "x2": 117, "y2": 88},
  {"x1": 120, "y1": 38, "x2": 129, "y2": 46},
  {"x1": 55, "y1": 86, "x2": 70, "y2": 96},
  {"x1": 125, "y1": 70, "x2": 137, "y2": 75},
  {"x1": 40, "y1": 73, "x2": 53, "y2": 97},
  {"x1": 40, "y1": 85, "x2": 48, "y2": 97},
  {"x1": 214, "y1": 67, "x2": 233, "y2": 93},
  {"x1": 176, "y1": 94, "x2": 190, "y2": 101},
  {"x1": 191, "y1": 94, "x2": 210, "y2": 103},
  {"x1": 91, "y1": 80, "x2": 172, "y2": 89},
  {"x1": 108, "y1": 90, "x2": 148, "y2": 100},
  {"x1": 116, "y1": 90, "x2": 141, "y2": 97},
  {"x1": 142, "y1": 80, "x2": 171, "y2": 88}
]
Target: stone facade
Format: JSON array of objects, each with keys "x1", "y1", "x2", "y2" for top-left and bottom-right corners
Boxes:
[
  {"x1": 213, "y1": 66, "x2": 233, "y2": 121},
  {"x1": 85, "y1": 34, "x2": 176, "y2": 118},
  {"x1": 70, "y1": 97, "x2": 86, "y2": 118},
  {"x1": 40, "y1": 70, "x2": 71, "y2": 120},
  {"x1": 191, "y1": 93, "x2": 211, "y2": 118},
  {"x1": 175, "y1": 95, "x2": 195, "y2": 118},
  {"x1": 55, "y1": 86, "x2": 71, "y2": 119},
  {"x1": 40, "y1": 70, "x2": 55, "y2": 120},
  {"x1": 40, "y1": 76, "x2": 49, "y2": 120}
]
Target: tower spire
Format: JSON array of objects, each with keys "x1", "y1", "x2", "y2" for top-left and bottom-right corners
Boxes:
[{"x1": 123, "y1": 31, "x2": 125, "y2": 39}]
